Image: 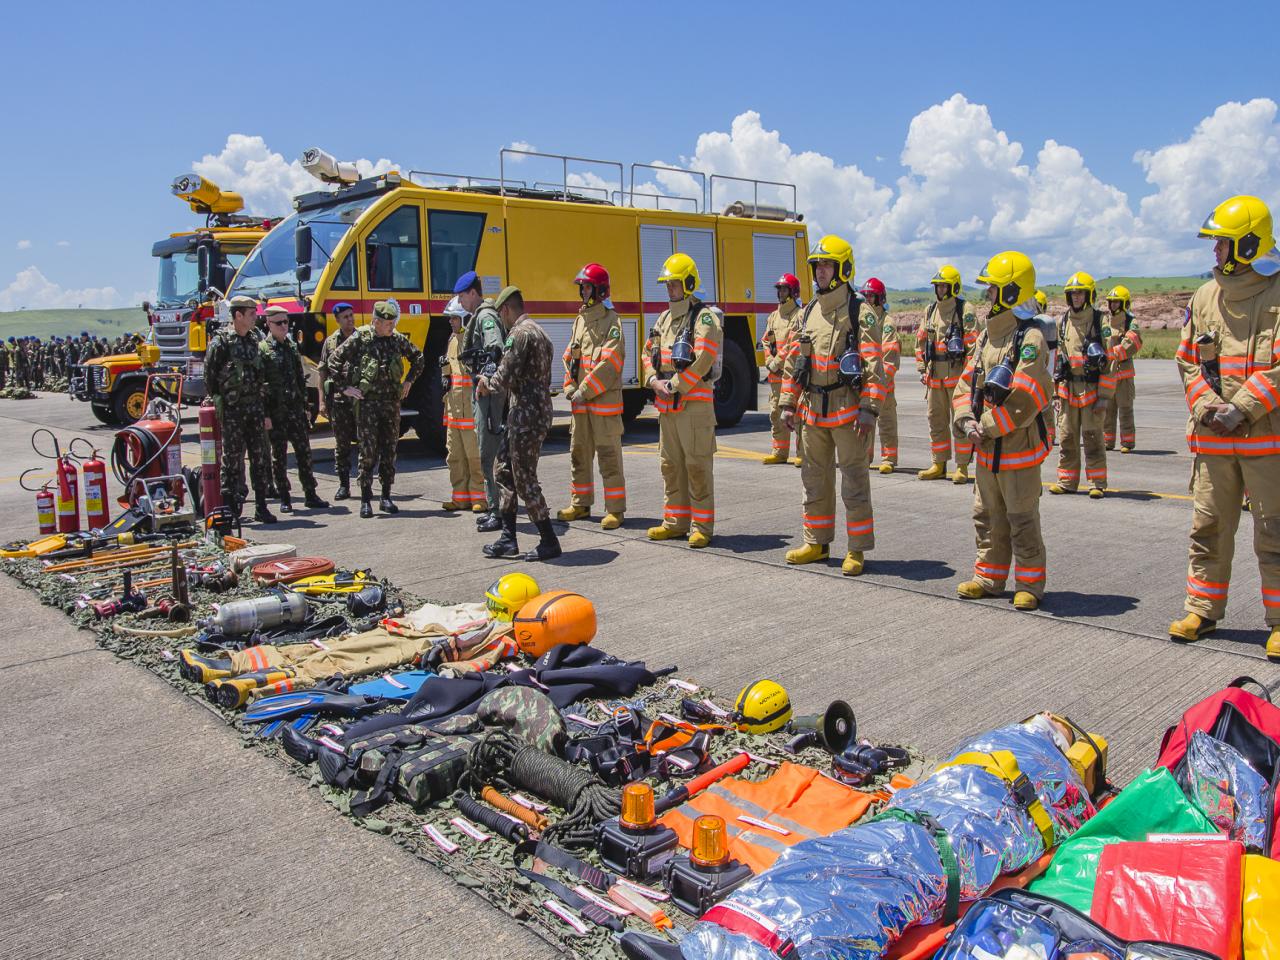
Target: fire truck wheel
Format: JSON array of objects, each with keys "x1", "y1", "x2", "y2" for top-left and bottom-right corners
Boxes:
[
  {"x1": 713, "y1": 337, "x2": 752, "y2": 428},
  {"x1": 90, "y1": 403, "x2": 118, "y2": 425},
  {"x1": 112, "y1": 382, "x2": 148, "y2": 425}
]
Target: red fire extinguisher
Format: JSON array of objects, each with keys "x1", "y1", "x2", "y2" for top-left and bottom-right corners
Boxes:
[
  {"x1": 82, "y1": 449, "x2": 110, "y2": 531},
  {"x1": 55, "y1": 453, "x2": 80, "y2": 534},
  {"x1": 199, "y1": 397, "x2": 223, "y2": 514},
  {"x1": 36, "y1": 484, "x2": 56, "y2": 535}
]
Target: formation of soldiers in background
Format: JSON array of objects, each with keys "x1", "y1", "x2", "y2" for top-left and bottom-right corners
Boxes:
[{"x1": 0, "y1": 331, "x2": 144, "y2": 390}]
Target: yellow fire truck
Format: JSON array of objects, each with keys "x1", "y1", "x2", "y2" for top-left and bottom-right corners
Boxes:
[{"x1": 224, "y1": 147, "x2": 810, "y2": 450}]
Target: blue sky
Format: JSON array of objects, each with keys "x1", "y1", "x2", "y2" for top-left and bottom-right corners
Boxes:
[{"x1": 4, "y1": 0, "x2": 1279, "y2": 308}]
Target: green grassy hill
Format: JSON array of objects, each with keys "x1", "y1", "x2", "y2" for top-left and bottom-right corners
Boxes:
[
  {"x1": 0, "y1": 308, "x2": 148, "y2": 340},
  {"x1": 888, "y1": 275, "x2": 1205, "y2": 309}
]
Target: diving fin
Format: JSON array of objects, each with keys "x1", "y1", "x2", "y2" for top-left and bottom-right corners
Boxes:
[
  {"x1": 348, "y1": 669, "x2": 434, "y2": 701},
  {"x1": 243, "y1": 691, "x2": 381, "y2": 724},
  {"x1": 259, "y1": 712, "x2": 318, "y2": 739},
  {"x1": 281, "y1": 724, "x2": 321, "y2": 764}
]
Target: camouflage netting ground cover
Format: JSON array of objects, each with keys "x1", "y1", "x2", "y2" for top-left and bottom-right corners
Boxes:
[{"x1": 5, "y1": 537, "x2": 924, "y2": 959}]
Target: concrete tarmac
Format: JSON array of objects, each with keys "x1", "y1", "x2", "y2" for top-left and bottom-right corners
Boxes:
[{"x1": 1, "y1": 360, "x2": 1277, "y2": 959}]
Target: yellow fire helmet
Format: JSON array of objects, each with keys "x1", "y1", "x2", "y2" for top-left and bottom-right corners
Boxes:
[
  {"x1": 485, "y1": 572, "x2": 541, "y2": 622},
  {"x1": 732, "y1": 679, "x2": 793, "y2": 735},
  {"x1": 1063, "y1": 271, "x2": 1096, "y2": 305},
  {"x1": 1034, "y1": 289, "x2": 1049, "y2": 313},
  {"x1": 807, "y1": 234, "x2": 855, "y2": 289},
  {"x1": 1105, "y1": 285, "x2": 1132, "y2": 312},
  {"x1": 931, "y1": 264, "x2": 962, "y2": 298},
  {"x1": 975, "y1": 250, "x2": 1036, "y2": 314},
  {"x1": 1198, "y1": 194, "x2": 1275, "y2": 274},
  {"x1": 657, "y1": 252, "x2": 700, "y2": 296}
]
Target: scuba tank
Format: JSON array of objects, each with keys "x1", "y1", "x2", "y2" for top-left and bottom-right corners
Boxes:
[{"x1": 200, "y1": 591, "x2": 308, "y2": 636}]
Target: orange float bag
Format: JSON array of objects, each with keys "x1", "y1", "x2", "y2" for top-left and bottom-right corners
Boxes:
[{"x1": 512, "y1": 590, "x2": 596, "y2": 658}]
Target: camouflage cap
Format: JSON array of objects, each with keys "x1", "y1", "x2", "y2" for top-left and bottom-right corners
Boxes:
[
  {"x1": 372, "y1": 300, "x2": 400, "y2": 321},
  {"x1": 227, "y1": 295, "x2": 258, "y2": 311},
  {"x1": 493, "y1": 285, "x2": 521, "y2": 311},
  {"x1": 476, "y1": 686, "x2": 566, "y2": 755},
  {"x1": 263, "y1": 305, "x2": 290, "y2": 318}
]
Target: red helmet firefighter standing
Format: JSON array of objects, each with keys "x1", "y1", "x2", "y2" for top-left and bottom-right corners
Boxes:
[
  {"x1": 1170, "y1": 195, "x2": 1280, "y2": 659},
  {"x1": 558, "y1": 263, "x2": 628, "y2": 530},
  {"x1": 761, "y1": 272, "x2": 804, "y2": 465},
  {"x1": 780, "y1": 235, "x2": 887, "y2": 576},
  {"x1": 859, "y1": 277, "x2": 900, "y2": 473}
]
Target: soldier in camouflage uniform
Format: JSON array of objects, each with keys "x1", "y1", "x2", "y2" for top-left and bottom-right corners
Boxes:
[
  {"x1": 261, "y1": 306, "x2": 328, "y2": 513},
  {"x1": 478, "y1": 286, "x2": 561, "y2": 561},
  {"x1": 204, "y1": 295, "x2": 276, "y2": 524},
  {"x1": 0, "y1": 338, "x2": 9, "y2": 390},
  {"x1": 11, "y1": 338, "x2": 29, "y2": 389},
  {"x1": 455, "y1": 270, "x2": 507, "y2": 532},
  {"x1": 317, "y1": 302, "x2": 359, "y2": 500},
  {"x1": 328, "y1": 300, "x2": 425, "y2": 518}
]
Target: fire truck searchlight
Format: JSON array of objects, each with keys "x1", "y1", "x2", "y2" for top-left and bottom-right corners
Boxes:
[{"x1": 300, "y1": 148, "x2": 361, "y2": 186}]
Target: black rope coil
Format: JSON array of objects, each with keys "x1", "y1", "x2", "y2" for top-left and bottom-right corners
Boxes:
[{"x1": 469, "y1": 731, "x2": 620, "y2": 849}]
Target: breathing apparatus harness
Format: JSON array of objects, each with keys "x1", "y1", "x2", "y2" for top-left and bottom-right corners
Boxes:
[
  {"x1": 971, "y1": 316, "x2": 1047, "y2": 473},
  {"x1": 1054, "y1": 309, "x2": 1107, "y2": 385},
  {"x1": 794, "y1": 288, "x2": 867, "y2": 419},
  {"x1": 651, "y1": 296, "x2": 716, "y2": 411},
  {"x1": 922, "y1": 298, "x2": 968, "y2": 365}
]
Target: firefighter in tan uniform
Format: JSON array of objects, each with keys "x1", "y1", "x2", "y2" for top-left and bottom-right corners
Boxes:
[
  {"x1": 440, "y1": 296, "x2": 486, "y2": 512},
  {"x1": 557, "y1": 263, "x2": 627, "y2": 530},
  {"x1": 761, "y1": 273, "x2": 803, "y2": 465},
  {"x1": 1103, "y1": 285, "x2": 1142, "y2": 452},
  {"x1": 1050, "y1": 272, "x2": 1115, "y2": 499},
  {"x1": 1169, "y1": 195, "x2": 1280, "y2": 659},
  {"x1": 780, "y1": 235, "x2": 886, "y2": 576},
  {"x1": 916, "y1": 265, "x2": 979, "y2": 483},
  {"x1": 641, "y1": 253, "x2": 723, "y2": 548},
  {"x1": 860, "y1": 277, "x2": 899, "y2": 473},
  {"x1": 954, "y1": 250, "x2": 1053, "y2": 611}
]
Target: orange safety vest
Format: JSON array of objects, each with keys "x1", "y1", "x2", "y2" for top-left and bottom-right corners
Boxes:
[{"x1": 659, "y1": 761, "x2": 875, "y2": 874}]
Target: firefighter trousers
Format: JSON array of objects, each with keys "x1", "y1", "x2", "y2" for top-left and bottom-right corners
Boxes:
[
  {"x1": 927, "y1": 382, "x2": 971, "y2": 467},
  {"x1": 1057, "y1": 402, "x2": 1107, "y2": 490},
  {"x1": 972, "y1": 462, "x2": 1047, "y2": 598},
  {"x1": 767, "y1": 381, "x2": 791, "y2": 458},
  {"x1": 476, "y1": 392, "x2": 506, "y2": 512},
  {"x1": 1104, "y1": 379, "x2": 1136, "y2": 449},
  {"x1": 800, "y1": 422, "x2": 874, "y2": 550},
  {"x1": 568, "y1": 412, "x2": 626, "y2": 513},
  {"x1": 657, "y1": 402, "x2": 715, "y2": 536},
  {"x1": 1184, "y1": 454, "x2": 1280, "y2": 627},
  {"x1": 871, "y1": 390, "x2": 898, "y2": 464},
  {"x1": 446, "y1": 424, "x2": 485, "y2": 506}
]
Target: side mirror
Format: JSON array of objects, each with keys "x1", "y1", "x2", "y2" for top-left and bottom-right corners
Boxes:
[
  {"x1": 294, "y1": 224, "x2": 312, "y2": 267},
  {"x1": 196, "y1": 245, "x2": 212, "y2": 294},
  {"x1": 295, "y1": 263, "x2": 312, "y2": 283}
]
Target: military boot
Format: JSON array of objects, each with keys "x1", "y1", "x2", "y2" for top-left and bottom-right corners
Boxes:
[
  {"x1": 525, "y1": 519, "x2": 562, "y2": 561},
  {"x1": 253, "y1": 499, "x2": 277, "y2": 524},
  {"x1": 483, "y1": 512, "x2": 520, "y2": 558},
  {"x1": 359, "y1": 485, "x2": 373, "y2": 519},
  {"x1": 918, "y1": 462, "x2": 947, "y2": 480},
  {"x1": 379, "y1": 485, "x2": 398, "y2": 514},
  {"x1": 557, "y1": 504, "x2": 590, "y2": 521},
  {"x1": 477, "y1": 510, "x2": 503, "y2": 532},
  {"x1": 333, "y1": 473, "x2": 351, "y2": 501},
  {"x1": 841, "y1": 551, "x2": 865, "y2": 576},
  {"x1": 785, "y1": 543, "x2": 829, "y2": 565},
  {"x1": 180, "y1": 649, "x2": 232, "y2": 683},
  {"x1": 278, "y1": 494, "x2": 293, "y2": 514},
  {"x1": 1169, "y1": 612, "x2": 1216, "y2": 642},
  {"x1": 304, "y1": 489, "x2": 329, "y2": 509},
  {"x1": 1266, "y1": 626, "x2": 1280, "y2": 661}
]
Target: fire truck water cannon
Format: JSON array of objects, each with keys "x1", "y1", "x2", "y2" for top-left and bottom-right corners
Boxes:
[
  {"x1": 170, "y1": 175, "x2": 245, "y2": 216},
  {"x1": 300, "y1": 148, "x2": 362, "y2": 186}
]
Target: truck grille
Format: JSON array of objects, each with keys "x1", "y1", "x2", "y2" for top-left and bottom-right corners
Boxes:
[{"x1": 153, "y1": 318, "x2": 192, "y2": 365}]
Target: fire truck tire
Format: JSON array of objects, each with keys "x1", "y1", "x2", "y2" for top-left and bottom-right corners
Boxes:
[
  {"x1": 621, "y1": 390, "x2": 648, "y2": 424},
  {"x1": 714, "y1": 337, "x2": 752, "y2": 428},
  {"x1": 111, "y1": 381, "x2": 148, "y2": 426},
  {"x1": 90, "y1": 403, "x2": 118, "y2": 425}
]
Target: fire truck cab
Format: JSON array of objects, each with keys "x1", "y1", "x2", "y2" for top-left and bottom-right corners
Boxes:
[{"x1": 224, "y1": 147, "x2": 810, "y2": 451}]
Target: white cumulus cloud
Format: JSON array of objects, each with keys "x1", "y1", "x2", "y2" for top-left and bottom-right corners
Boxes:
[
  {"x1": 191, "y1": 135, "x2": 398, "y2": 216},
  {"x1": 506, "y1": 141, "x2": 537, "y2": 161},
  {"x1": 16, "y1": 239, "x2": 31, "y2": 250},
  {"x1": 0, "y1": 266, "x2": 126, "y2": 311}
]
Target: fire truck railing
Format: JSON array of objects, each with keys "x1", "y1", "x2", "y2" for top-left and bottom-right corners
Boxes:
[
  {"x1": 709, "y1": 174, "x2": 798, "y2": 221},
  {"x1": 630, "y1": 163, "x2": 707, "y2": 214},
  {"x1": 498, "y1": 149, "x2": 624, "y2": 204}
]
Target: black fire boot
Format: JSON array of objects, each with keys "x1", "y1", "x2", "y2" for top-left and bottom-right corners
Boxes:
[
  {"x1": 525, "y1": 518, "x2": 562, "y2": 562},
  {"x1": 253, "y1": 499, "x2": 278, "y2": 524},
  {"x1": 359, "y1": 485, "x2": 374, "y2": 519},
  {"x1": 482, "y1": 511, "x2": 520, "y2": 558},
  {"x1": 303, "y1": 489, "x2": 329, "y2": 509},
  {"x1": 333, "y1": 473, "x2": 351, "y2": 501},
  {"x1": 379, "y1": 484, "x2": 398, "y2": 514},
  {"x1": 476, "y1": 510, "x2": 503, "y2": 532},
  {"x1": 278, "y1": 494, "x2": 293, "y2": 514}
]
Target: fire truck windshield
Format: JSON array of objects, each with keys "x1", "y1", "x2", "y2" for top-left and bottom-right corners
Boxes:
[
  {"x1": 155, "y1": 249, "x2": 248, "y2": 307},
  {"x1": 229, "y1": 196, "x2": 374, "y2": 298}
]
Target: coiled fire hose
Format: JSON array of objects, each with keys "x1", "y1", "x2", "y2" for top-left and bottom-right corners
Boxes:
[{"x1": 469, "y1": 732, "x2": 620, "y2": 850}]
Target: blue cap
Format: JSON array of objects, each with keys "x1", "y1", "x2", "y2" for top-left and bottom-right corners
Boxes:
[
  {"x1": 452, "y1": 270, "x2": 479, "y2": 294},
  {"x1": 332, "y1": 301, "x2": 353, "y2": 315}
]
